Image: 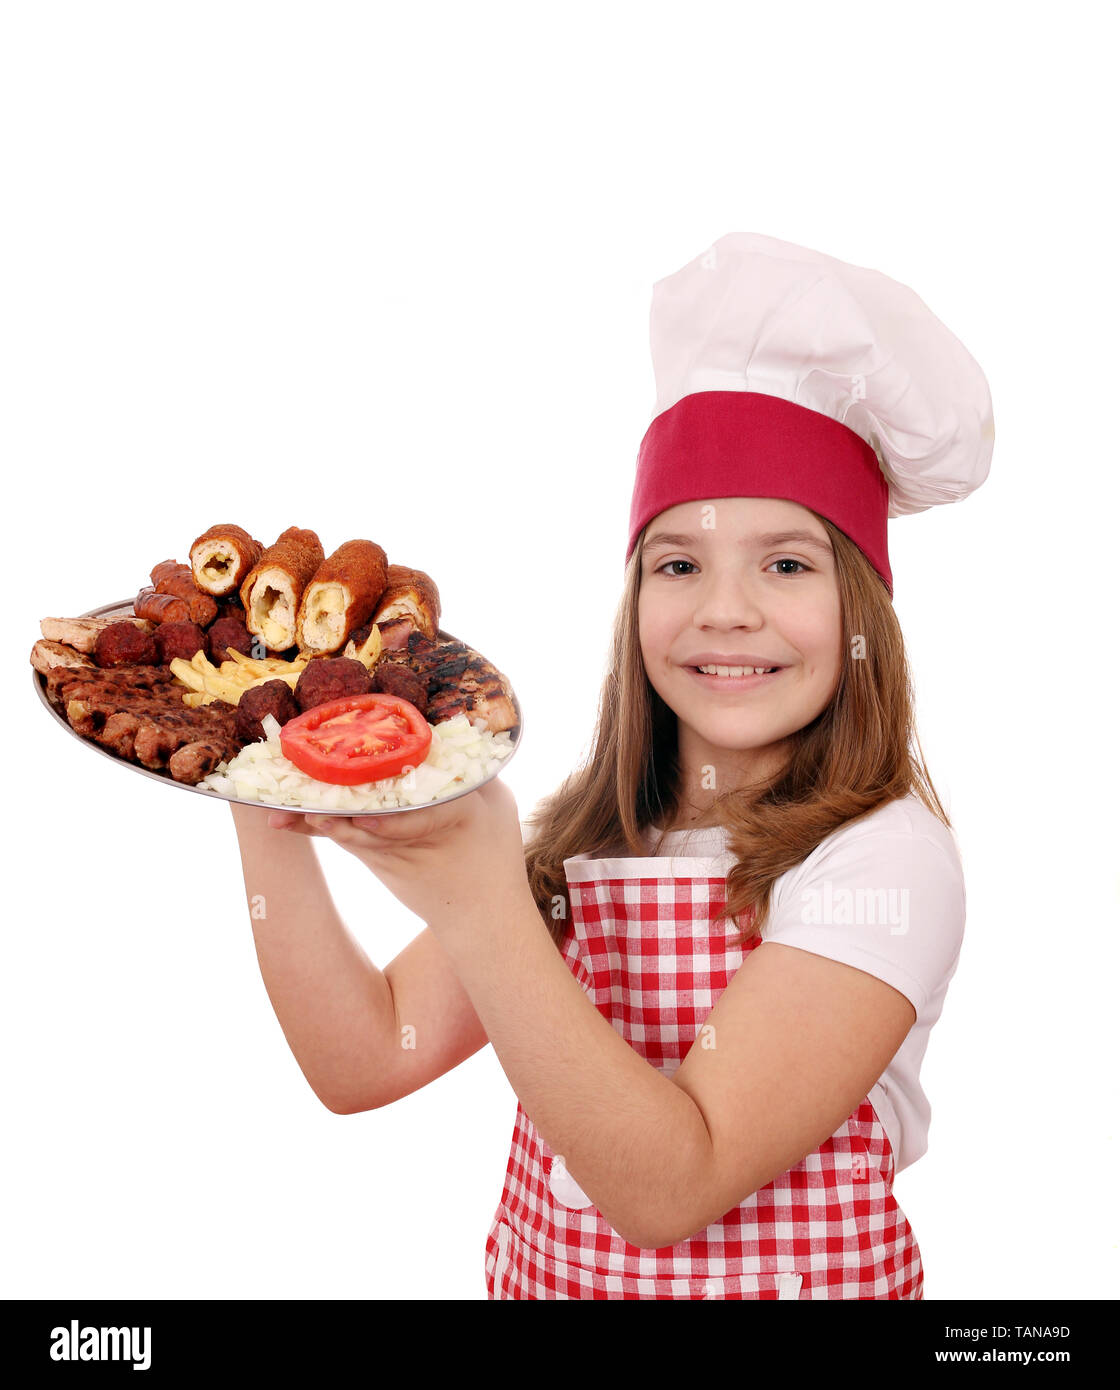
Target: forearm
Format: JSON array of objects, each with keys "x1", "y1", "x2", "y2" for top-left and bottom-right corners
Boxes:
[
  {"x1": 231, "y1": 804, "x2": 397, "y2": 1111},
  {"x1": 430, "y1": 880, "x2": 713, "y2": 1250}
]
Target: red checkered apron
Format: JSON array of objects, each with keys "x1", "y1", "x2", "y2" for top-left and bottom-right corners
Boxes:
[{"x1": 484, "y1": 857, "x2": 924, "y2": 1299}]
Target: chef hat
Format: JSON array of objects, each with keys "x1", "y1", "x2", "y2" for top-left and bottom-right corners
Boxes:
[{"x1": 626, "y1": 232, "x2": 995, "y2": 594}]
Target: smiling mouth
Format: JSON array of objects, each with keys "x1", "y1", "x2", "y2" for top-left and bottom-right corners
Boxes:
[{"x1": 690, "y1": 664, "x2": 782, "y2": 676}]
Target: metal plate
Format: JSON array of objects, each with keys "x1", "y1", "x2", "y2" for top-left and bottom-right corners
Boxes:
[{"x1": 32, "y1": 598, "x2": 523, "y2": 815}]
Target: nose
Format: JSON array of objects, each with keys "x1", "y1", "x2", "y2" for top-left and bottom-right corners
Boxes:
[{"x1": 690, "y1": 566, "x2": 766, "y2": 630}]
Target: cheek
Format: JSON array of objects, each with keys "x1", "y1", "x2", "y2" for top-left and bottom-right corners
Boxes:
[
  {"x1": 789, "y1": 609, "x2": 843, "y2": 677},
  {"x1": 637, "y1": 596, "x2": 667, "y2": 662}
]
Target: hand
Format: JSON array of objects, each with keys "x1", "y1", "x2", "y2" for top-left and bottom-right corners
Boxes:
[{"x1": 264, "y1": 777, "x2": 529, "y2": 927}]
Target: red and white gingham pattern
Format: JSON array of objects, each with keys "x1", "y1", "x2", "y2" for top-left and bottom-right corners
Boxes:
[{"x1": 483, "y1": 865, "x2": 924, "y2": 1299}]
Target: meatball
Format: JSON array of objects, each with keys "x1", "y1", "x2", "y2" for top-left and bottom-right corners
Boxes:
[
  {"x1": 93, "y1": 622, "x2": 159, "y2": 668},
  {"x1": 372, "y1": 658, "x2": 428, "y2": 714},
  {"x1": 154, "y1": 620, "x2": 209, "y2": 665},
  {"x1": 234, "y1": 680, "x2": 301, "y2": 744},
  {"x1": 207, "y1": 615, "x2": 255, "y2": 664},
  {"x1": 294, "y1": 656, "x2": 372, "y2": 712}
]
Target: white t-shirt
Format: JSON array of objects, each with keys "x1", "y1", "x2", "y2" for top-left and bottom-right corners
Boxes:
[{"x1": 634, "y1": 793, "x2": 966, "y2": 1173}]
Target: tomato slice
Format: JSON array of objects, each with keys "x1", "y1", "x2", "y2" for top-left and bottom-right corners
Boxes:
[{"x1": 279, "y1": 692, "x2": 433, "y2": 786}]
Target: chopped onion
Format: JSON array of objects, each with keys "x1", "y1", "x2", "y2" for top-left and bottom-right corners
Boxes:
[{"x1": 198, "y1": 712, "x2": 515, "y2": 811}]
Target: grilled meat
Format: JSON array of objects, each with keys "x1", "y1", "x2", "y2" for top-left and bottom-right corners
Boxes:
[
  {"x1": 383, "y1": 632, "x2": 517, "y2": 734},
  {"x1": 134, "y1": 586, "x2": 193, "y2": 625},
  {"x1": 150, "y1": 560, "x2": 220, "y2": 627},
  {"x1": 44, "y1": 662, "x2": 180, "y2": 706},
  {"x1": 40, "y1": 615, "x2": 154, "y2": 654},
  {"x1": 44, "y1": 663, "x2": 246, "y2": 784},
  {"x1": 168, "y1": 740, "x2": 232, "y2": 784},
  {"x1": 30, "y1": 639, "x2": 94, "y2": 675}
]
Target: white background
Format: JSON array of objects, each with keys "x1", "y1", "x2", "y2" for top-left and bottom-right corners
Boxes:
[{"x1": 3, "y1": 1, "x2": 1116, "y2": 1301}]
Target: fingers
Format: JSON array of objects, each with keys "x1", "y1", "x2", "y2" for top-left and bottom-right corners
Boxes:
[
  {"x1": 265, "y1": 793, "x2": 475, "y2": 839},
  {"x1": 266, "y1": 810, "x2": 391, "y2": 840},
  {"x1": 266, "y1": 810, "x2": 332, "y2": 835}
]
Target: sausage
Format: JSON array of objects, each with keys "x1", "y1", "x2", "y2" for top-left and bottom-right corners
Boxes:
[
  {"x1": 134, "y1": 587, "x2": 191, "y2": 625},
  {"x1": 150, "y1": 560, "x2": 219, "y2": 627},
  {"x1": 169, "y1": 740, "x2": 229, "y2": 784}
]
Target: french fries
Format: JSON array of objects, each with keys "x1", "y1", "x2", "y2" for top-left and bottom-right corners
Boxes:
[{"x1": 170, "y1": 649, "x2": 312, "y2": 707}]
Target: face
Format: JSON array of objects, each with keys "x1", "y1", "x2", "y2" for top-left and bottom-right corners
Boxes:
[{"x1": 637, "y1": 497, "x2": 844, "y2": 797}]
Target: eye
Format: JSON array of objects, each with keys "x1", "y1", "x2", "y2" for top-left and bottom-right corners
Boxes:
[
  {"x1": 654, "y1": 559, "x2": 697, "y2": 576},
  {"x1": 768, "y1": 558, "x2": 810, "y2": 575}
]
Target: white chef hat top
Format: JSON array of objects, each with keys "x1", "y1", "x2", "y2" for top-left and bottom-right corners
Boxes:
[{"x1": 627, "y1": 232, "x2": 995, "y2": 593}]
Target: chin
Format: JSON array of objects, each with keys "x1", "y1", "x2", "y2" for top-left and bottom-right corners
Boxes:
[{"x1": 685, "y1": 713, "x2": 780, "y2": 751}]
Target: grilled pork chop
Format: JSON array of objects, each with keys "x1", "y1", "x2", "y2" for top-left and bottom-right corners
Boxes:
[{"x1": 380, "y1": 633, "x2": 518, "y2": 735}]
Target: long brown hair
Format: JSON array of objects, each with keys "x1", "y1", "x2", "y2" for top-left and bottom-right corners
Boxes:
[{"x1": 523, "y1": 513, "x2": 950, "y2": 951}]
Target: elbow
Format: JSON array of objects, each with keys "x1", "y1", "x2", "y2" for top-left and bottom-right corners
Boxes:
[
  {"x1": 586, "y1": 1193, "x2": 672, "y2": 1252},
  {"x1": 622, "y1": 1223, "x2": 672, "y2": 1253},
  {"x1": 322, "y1": 1096, "x2": 358, "y2": 1115},
  {"x1": 644, "y1": 1186, "x2": 763, "y2": 1251},
  {"x1": 614, "y1": 1202, "x2": 700, "y2": 1253},
  {"x1": 627, "y1": 1157, "x2": 740, "y2": 1250},
  {"x1": 626, "y1": 1212, "x2": 712, "y2": 1252},
  {"x1": 619, "y1": 1214, "x2": 696, "y2": 1252},
  {"x1": 319, "y1": 1089, "x2": 382, "y2": 1116},
  {"x1": 624, "y1": 1116, "x2": 724, "y2": 1249},
  {"x1": 623, "y1": 1212, "x2": 690, "y2": 1252}
]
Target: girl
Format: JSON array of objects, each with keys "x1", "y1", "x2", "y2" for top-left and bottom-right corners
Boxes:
[{"x1": 230, "y1": 232, "x2": 994, "y2": 1299}]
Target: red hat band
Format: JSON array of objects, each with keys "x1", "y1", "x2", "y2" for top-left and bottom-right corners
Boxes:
[{"x1": 627, "y1": 391, "x2": 893, "y2": 595}]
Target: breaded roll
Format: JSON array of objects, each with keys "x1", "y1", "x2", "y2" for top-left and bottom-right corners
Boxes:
[
  {"x1": 239, "y1": 527, "x2": 325, "y2": 653},
  {"x1": 372, "y1": 565, "x2": 441, "y2": 640},
  {"x1": 190, "y1": 524, "x2": 264, "y2": 597},
  {"x1": 296, "y1": 539, "x2": 389, "y2": 655}
]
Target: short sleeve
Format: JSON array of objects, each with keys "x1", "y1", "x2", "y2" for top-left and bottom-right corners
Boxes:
[{"x1": 766, "y1": 827, "x2": 966, "y2": 1015}]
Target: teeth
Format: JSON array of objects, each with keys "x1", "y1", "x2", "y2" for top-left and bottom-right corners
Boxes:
[{"x1": 697, "y1": 665, "x2": 776, "y2": 676}]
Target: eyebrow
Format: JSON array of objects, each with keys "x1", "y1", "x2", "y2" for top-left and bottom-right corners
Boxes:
[{"x1": 640, "y1": 528, "x2": 834, "y2": 557}]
